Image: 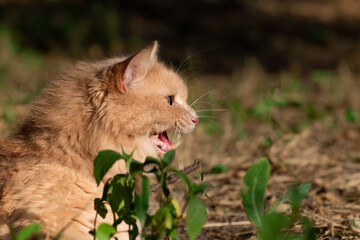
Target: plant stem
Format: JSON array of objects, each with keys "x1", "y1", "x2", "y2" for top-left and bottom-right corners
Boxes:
[{"x1": 150, "y1": 161, "x2": 201, "y2": 192}]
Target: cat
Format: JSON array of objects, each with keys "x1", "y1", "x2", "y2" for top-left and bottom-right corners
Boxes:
[{"x1": 0, "y1": 41, "x2": 199, "y2": 239}]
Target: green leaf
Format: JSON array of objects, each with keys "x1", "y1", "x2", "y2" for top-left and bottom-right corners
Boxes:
[
  {"x1": 268, "y1": 183, "x2": 311, "y2": 214},
  {"x1": 261, "y1": 138, "x2": 272, "y2": 148},
  {"x1": 95, "y1": 223, "x2": 116, "y2": 240},
  {"x1": 124, "y1": 213, "x2": 137, "y2": 225},
  {"x1": 192, "y1": 183, "x2": 212, "y2": 195},
  {"x1": 130, "y1": 160, "x2": 143, "y2": 174},
  {"x1": 159, "y1": 171, "x2": 170, "y2": 198},
  {"x1": 143, "y1": 157, "x2": 161, "y2": 174},
  {"x1": 346, "y1": 107, "x2": 357, "y2": 123},
  {"x1": 301, "y1": 217, "x2": 317, "y2": 240},
  {"x1": 16, "y1": 223, "x2": 41, "y2": 240},
  {"x1": 108, "y1": 175, "x2": 133, "y2": 218},
  {"x1": 125, "y1": 150, "x2": 135, "y2": 173},
  {"x1": 129, "y1": 223, "x2": 139, "y2": 240},
  {"x1": 134, "y1": 176, "x2": 150, "y2": 224},
  {"x1": 241, "y1": 158, "x2": 270, "y2": 228},
  {"x1": 351, "y1": 219, "x2": 360, "y2": 229},
  {"x1": 169, "y1": 169, "x2": 193, "y2": 192},
  {"x1": 101, "y1": 180, "x2": 111, "y2": 201},
  {"x1": 287, "y1": 183, "x2": 311, "y2": 213},
  {"x1": 168, "y1": 229, "x2": 177, "y2": 238},
  {"x1": 258, "y1": 212, "x2": 290, "y2": 240},
  {"x1": 144, "y1": 157, "x2": 161, "y2": 166},
  {"x1": 152, "y1": 206, "x2": 173, "y2": 233},
  {"x1": 186, "y1": 196, "x2": 207, "y2": 240},
  {"x1": 162, "y1": 150, "x2": 175, "y2": 168},
  {"x1": 210, "y1": 164, "x2": 228, "y2": 174},
  {"x1": 144, "y1": 235, "x2": 158, "y2": 240},
  {"x1": 94, "y1": 198, "x2": 108, "y2": 219},
  {"x1": 94, "y1": 150, "x2": 122, "y2": 186}
]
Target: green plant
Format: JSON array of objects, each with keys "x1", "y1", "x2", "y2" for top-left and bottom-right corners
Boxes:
[
  {"x1": 251, "y1": 95, "x2": 287, "y2": 120},
  {"x1": 210, "y1": 164, "x2": 228, "y2": 174},
  {"x1": 93, "y1": 149, "x2": 210, "y2": 240},
  {"x1": 227, "y1": 100, "x2": 246, "y2": 139},
  {"x1": 241, "y1": 158, "x2": 316, "y2": 240},
  {"x1": 346, "y1": 107, "x2": 360, "y2": 123},
  {"x1": 12, "y1": 223, "x2": 41, "y2": 240}
]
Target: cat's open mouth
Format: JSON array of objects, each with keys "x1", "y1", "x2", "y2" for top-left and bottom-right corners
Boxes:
[{"x1": 149, "y1": 131, "x2": 174, "y2": 153}]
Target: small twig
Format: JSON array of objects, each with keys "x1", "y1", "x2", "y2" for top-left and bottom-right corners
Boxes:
[
  {"x1": 203, "y1": 220, "x2": 252, "y2": 228},
  {"x1": 150, "y1": 161, "x2": 202, "y2": 192},
  {"x1": 303, "y1": 209, "x2": 348, "y2": 228}
]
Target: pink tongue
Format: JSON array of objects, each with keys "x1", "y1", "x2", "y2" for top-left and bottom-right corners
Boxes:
[{"x1": 159, "y1": 132, "x2": 172, "y2": 147}]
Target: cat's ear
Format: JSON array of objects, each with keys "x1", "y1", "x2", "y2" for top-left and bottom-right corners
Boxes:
[{"x1": 110, "y1": 41, "x2": 158, "y2": 93}]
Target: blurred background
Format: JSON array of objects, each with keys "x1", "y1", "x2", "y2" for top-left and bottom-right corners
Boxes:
[
  {"x1": 1, "y1": 0, "x2": 360, "y2": 239},
  {"x1": 3, "y1": 0, "x2": 360, "y2": 72}
]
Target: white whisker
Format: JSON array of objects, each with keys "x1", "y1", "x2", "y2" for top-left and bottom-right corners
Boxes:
[
  {"x1": 196, "y1": 109, "x2": 226, "y2": 113},
  {"x1": 191, "y1": 101, "x2": 216, "y2": 107},
  {"x1": 176, "y1": 47, "x2": 218, "y2": 73},
  {"x1": 181, "y1": 66, "x2": 203, "y2": 76},
  {"x1": 200, "y1": 118, "x2": 221, "y2": 127},
  {"x1": 190, "y1": 90, "x2": 215, "y2": 107},
  {"x1": 198, "y1": 115, "x2": 219, "y2": 119}
]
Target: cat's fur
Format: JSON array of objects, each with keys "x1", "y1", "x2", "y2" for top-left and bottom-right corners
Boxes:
[{"x1": 0, "y1": 42, "x2": 198, "y2": 239}]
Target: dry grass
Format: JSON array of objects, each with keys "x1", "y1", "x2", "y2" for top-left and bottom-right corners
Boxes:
[{"x1": 175, "y1": 63, "x2": 360, "y2": 239}]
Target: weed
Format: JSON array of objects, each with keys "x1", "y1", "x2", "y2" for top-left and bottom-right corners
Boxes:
[
  {"x1": 210, "y1": 164, "x2": 228, "y2": 174},
  {"x1": 12, "y1": 223, "x2": 41, "y2": 240},
  {"x1": 346, "y1": 107, "x2": 359, "y2": 123},
  {"x1": 93, "y1": 149, "x2": 210, "y2": 240},
  {"x1": 241, "y1": 159, "x2": 316, "y2": 240},
  {"x1": 227, "y1": 100, "x2": 246, "y2": 139}
]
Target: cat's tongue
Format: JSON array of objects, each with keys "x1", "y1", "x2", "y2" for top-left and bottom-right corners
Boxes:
[{"x1": 159, "y1": 132, "x2": 172, "y2": 151}]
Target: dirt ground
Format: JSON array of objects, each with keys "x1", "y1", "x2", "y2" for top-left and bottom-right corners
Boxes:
[
  {"x1": 171, "y1": 66, "x2": 360, "y2": 239},
  {"x1": 190, "y1": 124, "x2": 360, "y2": 239}
]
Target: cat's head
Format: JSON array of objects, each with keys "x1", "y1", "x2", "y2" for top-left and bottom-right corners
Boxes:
[{"x1": 90, "y1": 42, "x2": 198, "y2": 160}]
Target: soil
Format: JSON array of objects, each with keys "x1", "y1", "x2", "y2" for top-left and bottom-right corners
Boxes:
[{"x1": 170, "y1": 69, "x2": 360, "y2": 239}]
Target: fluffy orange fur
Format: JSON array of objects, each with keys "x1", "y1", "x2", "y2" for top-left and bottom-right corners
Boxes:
[{"x1": 0, "y1": 42, "x2": 198, "y2": 239}]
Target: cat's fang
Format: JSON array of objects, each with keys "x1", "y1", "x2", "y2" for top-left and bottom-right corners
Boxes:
[{"x1": 170, "y1": 141, "x2": 181, "y2": 150}]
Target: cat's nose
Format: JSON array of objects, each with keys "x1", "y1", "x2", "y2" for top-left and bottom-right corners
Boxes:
[{"x1": 192, "y1": 117, "x2": 199, "y2": 126}]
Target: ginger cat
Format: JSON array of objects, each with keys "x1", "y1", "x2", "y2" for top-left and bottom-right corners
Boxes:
[{"x1": 0, "y1": 42, "x2": 199, "y2": 239}]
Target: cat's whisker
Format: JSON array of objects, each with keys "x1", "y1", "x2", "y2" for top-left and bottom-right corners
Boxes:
[
  {"x1": 198, "y1": 115, "x2": 219, "y2": 119},
  {"x1": 190, "y1": 90, "x2": 215, "y2": 107},
  {"x1": 191, "y1": 101, "x2": 215, "y2": 107},
  {"x1": 176, "y1": 47, "x2": 217, "y2": 73},
  {"x1": 187, "y1": 131, "x2": 199, "y2": 152},
  {"x1": 180, "y1": 67, "x2": 203, "y2": 79},
  {"x1": 199, "y1": 117, "x2": 221, "y2": 127},
  {"x1": 195, "y1": 109, "x2": 226, "y2": 113}
]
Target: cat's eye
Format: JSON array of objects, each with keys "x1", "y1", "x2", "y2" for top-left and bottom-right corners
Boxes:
[{"x1": 165, "y1": 96, "x2": 174, "y2": 105}]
